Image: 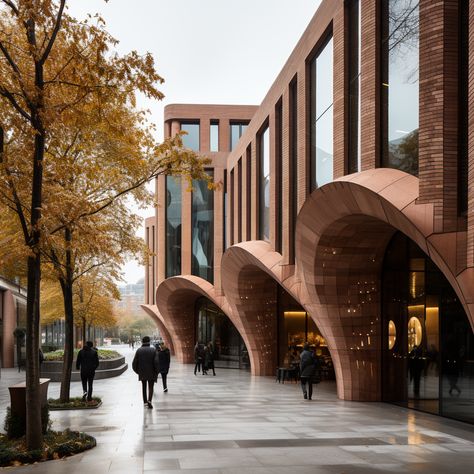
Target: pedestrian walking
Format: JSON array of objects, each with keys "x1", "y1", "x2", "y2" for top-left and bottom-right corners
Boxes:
[
  {"x1": 132, "y1": 336, "x2": 159, "y2": 409},
  {"x1": 194, "y1": 341, "x2": 204, "y2": 375},
  {"x1": 157, "y1": 343, "x2": 171, "y2": 392},
  {"x1": 205, "y1": 342, "x2": 216, "y2": 376},
  {"x1": 76, "y1": 341, "x2": 100, "y2": 402},
  {"x1": 299, "y1": 342, "x2": 321, "y2": 400}
]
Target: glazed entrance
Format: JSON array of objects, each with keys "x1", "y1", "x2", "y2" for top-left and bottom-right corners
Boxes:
[
  {"x1": 382, "y1": 232, "x2": 474, "y2": 424},
  {"x1": 195, "y1": 297, "x2": 250, "y2": 370}
]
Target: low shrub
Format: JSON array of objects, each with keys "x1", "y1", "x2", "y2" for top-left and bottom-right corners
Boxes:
[
  {"x1": 48, "y1": 397, "x2": 102, "y2": 409},
  {"x1": 0, "y1": 430, "x2": 96, "y2": 467},
  {"x1": 4, "y1": 405, "x2": 50, "y2": 439},
  {"x1": 44, "y1": 349, "x2": 121, "y2": 361}
]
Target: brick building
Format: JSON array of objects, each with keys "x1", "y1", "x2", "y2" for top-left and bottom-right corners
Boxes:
[{"x1": 143, "y1": 0, "x2": 474, "y2": 424}]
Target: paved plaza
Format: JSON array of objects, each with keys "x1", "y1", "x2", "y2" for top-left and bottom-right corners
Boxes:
[{"x1": 1, "y1": 345, "x2": 473, "y2": 473}]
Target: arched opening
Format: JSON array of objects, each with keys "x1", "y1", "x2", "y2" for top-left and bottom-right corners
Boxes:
[
  {"x1": 195, "y1": 297, "x2": 250, "y2": 370},
  {"x1": 277, "y1": 288, "x2": 334, "y2": 379},
  {"x1": 382, "y1": 232, "x2": 474, "y2": 424}
]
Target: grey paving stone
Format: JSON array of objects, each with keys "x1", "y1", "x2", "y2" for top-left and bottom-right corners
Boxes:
[{"x1": 1, "y1": 345, "x2": 473, "y2": 473}]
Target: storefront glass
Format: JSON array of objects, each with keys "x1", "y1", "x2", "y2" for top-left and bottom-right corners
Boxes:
[
  {"x1": 196, "y1": 298, "x2": 250, "y2": 370},
  {"x1": 277, "y1": 288, "x2": 333, "y2": 378},
  {"x1": 382, "y1": 232, "x2": 474, "y2": 424}
]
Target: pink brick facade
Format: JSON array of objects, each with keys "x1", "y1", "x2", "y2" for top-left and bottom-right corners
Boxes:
[{"x1": 144, "y1": 0, "x2": 474, "y2": 408}]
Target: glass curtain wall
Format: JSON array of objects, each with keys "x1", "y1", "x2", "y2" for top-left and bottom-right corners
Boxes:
[
  {"x1": 381, "y1": 0, "x2": 419, "y2": 175},
  {"x1": 181, "y1": 122, "x2": 200, "y2": 151},
  {"x1": 348, "y1": 0, "x2": 361, "y2": 174},
  {"x1": 196, "y1": 297, "x2": 250, "y2": 370},
  {"x1": 382, "y1": 232, "x2": 474, "y2": 424},
  {"x1": 310, "y1": 35, "x2": 334, "y2": 190},
  {"x1": 165, "y1": 176, "x2": 182, "y2": 278},
  {"x1": 192, "y1": 171, "x2": 214, "y2": 283},
  {"x1": 259, "y1": 127, "x2": 270, "y2": 241},
  {"x1": 230, "y1": 123, "x2": 248, "y2": 151}
]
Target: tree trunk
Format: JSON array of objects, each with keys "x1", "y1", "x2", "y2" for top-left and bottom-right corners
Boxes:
[
  {"x1": 25, "y1": 254, "x2": 42, "y2": 449},
  {"x1": 59, "y1": 228, "x2": 74, "y2": 403},
  {"x1": 82, "y1": 318, "x2": 86, "y2": 347}
]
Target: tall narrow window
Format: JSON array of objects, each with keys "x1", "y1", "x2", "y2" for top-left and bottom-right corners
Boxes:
[
  {"x1": 223, "y1": 173, "x2": 228, "y2": 250},
  {"x1": 459, "y1": 1, "x2": 468, "y2": 215},
  {"x1": 276, "y1": 100, "x2": 283, "y2": 253},
  {"x1": 238, "y1": 159, "x2": 242, "y2": 243},
  {"x1": 230, "y1": 169, "x2": 234, "y2": 246},
  {"x1": 259, "y1": 126, "x2": 270, "y2": 241},
  {"x1": 348, "y1": 0, "x2": 361, "y2": 174},
  {"x1": 181, "y1": 122, "x2": 200, "y2": 151},
  {"x1": 192, "y1": 171, "x2": 214, "y2": 283},
  {"x1": 210, "y1": 121, "x2": 219, "y2": 152},
  {"x1": 246, "y1": 145, "x2": 252, "y2": 241},
  {"x1": 230, "y1": 122, "x2": 249, "y2": 151},
  {"x1": 311, "y1": 36, "x2": 334, "y2": 190},
  {"x1": 152, "y1": 225, "x2": 155, "y2": 304},
  {"x1": 165, "y1": 176, "x2": 182, "y2": 278},
  {"x1": 381, "y1": 0, "x2": 419, "y2": 176},
  {"x1": 289, "y1": 78, "x2": 298, "y2": 263}
]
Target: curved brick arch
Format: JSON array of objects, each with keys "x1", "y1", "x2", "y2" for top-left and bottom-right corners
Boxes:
[
  {"x1": 221, "y1": 241, "x2": 310, "y2": 376},
  {"x1": 140, "y1": 304, "x2": 175, "y2": 355},
  {"x1": 295, "y1": 168, "x2": 474, "y2": 401},
  {"x1": 155, "y1": 275, "x2": 240, "y2": 364}
]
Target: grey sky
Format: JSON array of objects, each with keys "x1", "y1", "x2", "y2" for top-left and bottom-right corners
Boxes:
[{"x1": 68, "y1": 0, "x2": 322, "y2": 284}]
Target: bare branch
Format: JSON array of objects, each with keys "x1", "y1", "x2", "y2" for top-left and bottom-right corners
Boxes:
[
  {"x1": 1, "y1": 0, "x2": 19, "y2": 16},
  {"x1": 39, "y1": 0, "x2": 66, "y2": 65},
  {"x1": 0, "y1": 39, "x2": 21, "y2": 76}
]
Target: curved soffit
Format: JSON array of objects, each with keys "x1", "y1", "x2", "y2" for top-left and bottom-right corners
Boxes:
[{"x1": 295, "y1": 168, "x2": 473, "y2": 329}]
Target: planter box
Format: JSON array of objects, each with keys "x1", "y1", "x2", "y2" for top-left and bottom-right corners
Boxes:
[{"x1": 40, "y1": 356, "x2": 127, "y2": 382}]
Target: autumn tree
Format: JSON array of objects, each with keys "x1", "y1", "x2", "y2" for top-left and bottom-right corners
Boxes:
[
  {"x1": 41, "y1": 271, "x2": 118, "y2": 344},
  {"x1": 0, "y1": 0, "x2": 210, "y2": 449}
]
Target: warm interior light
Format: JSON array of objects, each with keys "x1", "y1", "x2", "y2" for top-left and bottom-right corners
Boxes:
[
  {"x1": 388, "y1": 320, "x2": 396, "y2": 350},
  {"x1": 408, "y1": 316, "x2": 422, "y2": 352}
]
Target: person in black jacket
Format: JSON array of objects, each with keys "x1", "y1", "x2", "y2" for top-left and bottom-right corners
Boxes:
[
  {"x1": 205, "y1": 342, "x2": 216, "y2": 376},
  {"x1": 299, "y1": 342, "x2": 320, "y2": 400},
  {"x1": 157, "y1": 343, "x2": 171, "y2": 392},
  {"x1": 132, "y1": 336, "x2": 159, "y2": 409},
  {"x1": 76, "y1": 341, "x2": 100, "y2": 401},
  {"x1": 194, "y1": 342, "x2": 204, "y2": 375}
]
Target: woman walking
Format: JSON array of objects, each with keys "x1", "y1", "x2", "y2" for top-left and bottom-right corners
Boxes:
[
  {"x1": 205, "y1": 342, "x2": 216, "y2": 376},
  {"x1": 157, "y1": 343, "x2": 171, "y2": 392}
]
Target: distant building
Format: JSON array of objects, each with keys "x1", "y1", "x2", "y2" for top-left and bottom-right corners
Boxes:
[
  {"x1": 0, "y1": 276, "x2": 27, "y2": 368},
  {"x1": 116, "y1": 278, "x2": 145, "y2": 318}
]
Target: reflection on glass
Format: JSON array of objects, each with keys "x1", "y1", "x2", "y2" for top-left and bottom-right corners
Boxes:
[
  {"x1": 382, "y1": 232, "x2": 474, "y2": 424},
  {"x1": 192, "y1": 172, "x2": 214, "y2": 283},
  {"x1": 230, "y1": 123, "x2": 248, "y2": 151},
  {"x1": 181, "y1": 122, "x2": 200, "y2": 151},
  {"x1": 259, "y1": 127, "x2": 270, "y2": 241},
  {"x1": 388, "y1": 320, "x2": 396, "y2": 349},
  {"x1": 196, "y1": 297, "x2": 250, "y2": 370},
  {"x1": 407, "y1": 316, "x2": 422, "y2": 352},
  {"x1": 311, "y1": 36, "x2": 333, "y2": 189},
  {"x1": 166, "y1": 176, "x2": 181, "y2": 278},
  {"x1": 382, "y1": 0, "x2": 419, "y2": 175},
  {"x1": 210, "y1": 122, "x2": 219, "y2": 152}
]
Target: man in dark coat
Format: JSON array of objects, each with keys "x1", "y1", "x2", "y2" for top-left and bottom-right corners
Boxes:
[
  {"x1": 205, "y1": 342, "x2": 216, "y2": 376},
  {"x1": 157, "y1": 343, "x2": 171, "y2": 392},
  {"x1": 300, "y1": 342, "x2": 320, "y2": 400},
  {"x1": 132, "y1": 336, "x2": 159, "y2": 409},
  {"x1": 76, "y1": 341, "x2": 100, "y2": 401}
]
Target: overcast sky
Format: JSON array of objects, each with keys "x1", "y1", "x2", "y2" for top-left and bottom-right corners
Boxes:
[{"x1": 67, "y1": 0, "x2": 322, "y2": 285}]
